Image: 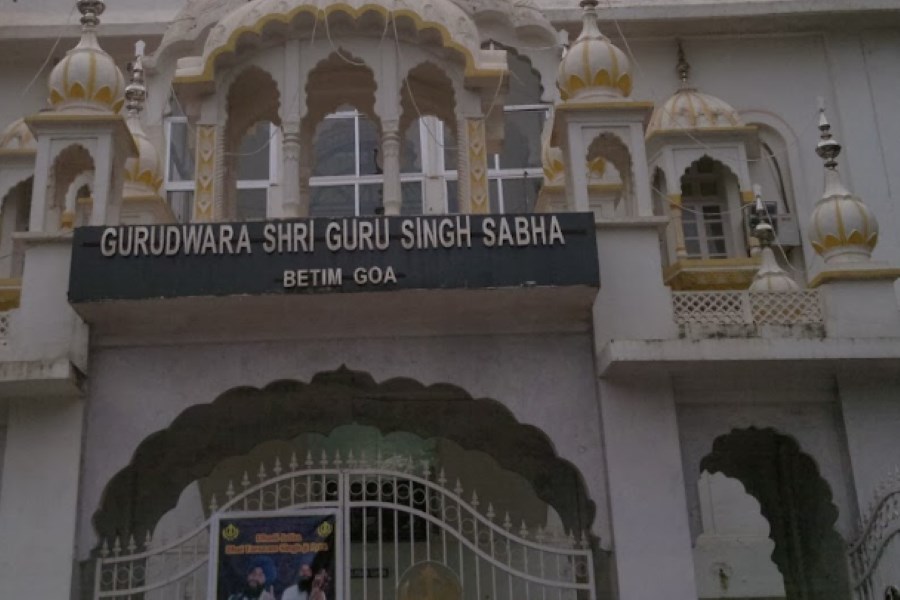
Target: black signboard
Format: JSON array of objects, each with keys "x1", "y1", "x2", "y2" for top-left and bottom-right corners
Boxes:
[{"x1": 69, "y1": 213, "x2": 599, "y2": 302}]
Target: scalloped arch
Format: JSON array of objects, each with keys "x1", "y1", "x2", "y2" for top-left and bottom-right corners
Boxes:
[
  {"x1": 700, "y1": 427, "x2": 850, "y2": 600},
  {"x1": 91, "y1": 366, "x2": 597, "y2": 548},
  {"x1": 178, "y1": 3, "x2": 500, "y2": 86}
]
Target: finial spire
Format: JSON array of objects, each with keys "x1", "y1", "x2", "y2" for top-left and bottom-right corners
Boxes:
[
  {"x1": 125, "y1": 41, "x2": 147, "y2": 116},
  {"x1": 676, "y1": 40, "x2": 691, "y2": 86},
  {"x1": 806, "y1": 98, "x2": 879, "y2": 265},
  {"x1": 816, "y1": 99, "x2": 841, "y2": 170},
  {"x1": 576, "y1": 0, "x2": 602, "y2": 42},
  {"x1": 750, "y1": 185, "x2": 799, "y2": 291},
  {"x1": 751, "y1": 184, "x2": 774, "y2": 249},
  {"x1": 77, "y1": 0, "x2": 105, "y2": 29}
]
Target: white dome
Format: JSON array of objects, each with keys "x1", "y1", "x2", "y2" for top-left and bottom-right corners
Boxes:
[
  {"x1": 556, "y1": 0, "x2": 632, "y2": 102},
  {"x1": 750, "y1": 246, "x2": 799, "y2": 292},
  {"x1": 47, "y1": 1, "x2": 124, "y2": 113},
  {"x1": 648, "y1": 88, "x2": 742, "y2": 134},
  {"x1": 809, "y1": 172, "x2": 878, "y2": 264}
]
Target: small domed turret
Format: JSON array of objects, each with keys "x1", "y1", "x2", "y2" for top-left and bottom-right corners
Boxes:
[
  {"x1": 808, "y1": 107, "x2": 878, "y2": 264},
  {"x1": 556, "y1": 0, "x2": 632, "y2": 102},
  {"x1": 47, "y1": 0, "x2": 125, "y2": 113}
]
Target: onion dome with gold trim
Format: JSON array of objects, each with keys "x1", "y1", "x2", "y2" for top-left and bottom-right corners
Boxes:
[
  {"x1": 47, "y1": 0, "x2": 125, "y2": 113},
  {"x1": 556, "y1": 0, "x2": 632, "y2": 102},
  {"x1": 122, "y1": 43, "x2": 163, "y2": 199},
  {"x1": 808, "y1": 107, "x2": 878, "y2": 264},
  {"x1": 648, "y1": 42, "x2": 743, "y2": 135},
  {"x1": 749, "y1": 187, "x2": 799, "y2": 292},
  {"x1": 0, "y1": 118, "x2": 36, "y2": 152}
]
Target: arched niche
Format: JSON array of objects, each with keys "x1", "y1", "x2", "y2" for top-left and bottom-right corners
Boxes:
[
  {"x1": 224, "y1": 65, "x2": 282, "y2": 221},
  {"x1": 700, "y1": 427, "x2": 851, "y2": 600},
  {"x1": 51, "y1": 144, "x2": 94, "y2": 231},
  {"x1": 0, "y1": 177, "x2": 31, "y2": 281},
  {"x1": 585, "y1": 132, "x2": 631, "y2": 218},
  {"x1": 678, "y1": 155, "x2": 745, "y2": 260}
]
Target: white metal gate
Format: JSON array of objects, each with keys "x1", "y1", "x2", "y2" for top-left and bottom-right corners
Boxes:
[
  {"x1": 849, "y1": 475, "x2": 900, "y2": 600},
  {"x1": 94, "y1": 452, "x2": 596, "y2": 600}
]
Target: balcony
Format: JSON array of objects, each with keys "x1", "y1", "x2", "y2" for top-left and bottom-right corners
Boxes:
[{"x1": 672, "y1": 290, "x2": 825, "y2": 339}]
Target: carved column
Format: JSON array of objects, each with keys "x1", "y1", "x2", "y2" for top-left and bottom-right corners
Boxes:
[
  {"x1": 458, "y1": 117, "x2": 489, "y2": 214},
  {"x1": 192, "y1": 124, "x2": 217, "y2": 222},
  {"x1": 669, "y1": 194, "x2": 688, "y2": 260},
  {"x1": 281, "y1": 120, "x2": 301, "y2": 218},
  {"x1": 382, "y1": 121, "x2": 402, "y2": 216}
]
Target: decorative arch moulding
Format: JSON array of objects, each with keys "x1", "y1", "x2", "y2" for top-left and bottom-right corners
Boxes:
[{"x1": 173, "y1": 2, "x2": 508, "y2": 89}]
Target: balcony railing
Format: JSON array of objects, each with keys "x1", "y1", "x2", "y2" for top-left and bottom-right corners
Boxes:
[{"x1": 672, "y1": 290, "x2": 824, "y2": 334}]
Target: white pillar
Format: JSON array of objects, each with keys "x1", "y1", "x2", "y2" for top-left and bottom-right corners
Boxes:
[
  {"x1": 0, "y1": 397, "x2": 86, "y2": 599},
  {"x1": 282, "y1": 120, "x2": 302, "y2": 218},
  {"x1": 382, "y1": 121, "x2": 402, "y2": 216},
  {"x1": 598, "y1": 375, "x2": 699, "y2": 600}
]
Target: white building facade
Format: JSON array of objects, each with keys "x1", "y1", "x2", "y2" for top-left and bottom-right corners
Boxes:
[{"x1": 0, "y1": 1, "x2": 899, "y2": 600}]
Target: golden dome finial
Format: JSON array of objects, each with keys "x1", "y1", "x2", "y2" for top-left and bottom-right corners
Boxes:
[
  {"x1": 123, "y1": 40, "x2": 164, "y2": 200},
  {"x1": 750, "y1": 185, "x2": 800, "y2": 292},
  {"x1": 676, "y1": 39, "x2": 691, "y2": 87}
]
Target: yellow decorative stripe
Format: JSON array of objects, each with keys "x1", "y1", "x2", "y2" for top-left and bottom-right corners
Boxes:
[
  {"x1": 809, "y1": 267, "x2": 900, "y2": 288},
  {"x1": 467, "y1": 118, "x2": 488, "y2": 214},
  {"x1": 193, "y1": 125, "x2": 217, "y2": 222},
  {"x1": 176, "y1": 4, "x2": 504, "y2": 85}
]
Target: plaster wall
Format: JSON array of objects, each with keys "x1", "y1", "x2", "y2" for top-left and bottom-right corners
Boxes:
[
  {"x1": 0, "y1": 57, "x2": 51, "y2": 135},
  {"x1": 76, "y1": 333, "x2": 609, "y2": 559},
  {"x1": 837, "y1": 374, "x2": 900, "y2": 511}
]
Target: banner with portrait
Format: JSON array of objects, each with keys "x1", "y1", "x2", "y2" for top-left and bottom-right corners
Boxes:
[{"x1": 212, "y1": 512, "x2": 337, "y2": 600}]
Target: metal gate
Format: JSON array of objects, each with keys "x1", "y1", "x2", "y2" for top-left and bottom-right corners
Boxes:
[
  {"x1": 94, "y1": 452, "x2": 596, "y2": 600},
  {"x1": 849, "y1": 474, "x2": 900, "y2": 600}
]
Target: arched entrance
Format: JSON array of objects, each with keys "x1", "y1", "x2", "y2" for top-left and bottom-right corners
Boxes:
[
  {"x1": 699, "y1": 427, "x2": 850, "y2": 600},
  {"x1": 89, "y1": 367, "x2": 598, "y2": 600}
]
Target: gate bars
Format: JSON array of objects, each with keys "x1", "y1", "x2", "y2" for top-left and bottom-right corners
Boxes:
[{"x1": 93, "y1": 451, "x2": 596, "y2": 600}]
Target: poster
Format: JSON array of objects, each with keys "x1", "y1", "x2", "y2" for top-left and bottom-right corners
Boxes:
[{"x1": 212, "y1": 512, "x2": 337, "y2": 600}]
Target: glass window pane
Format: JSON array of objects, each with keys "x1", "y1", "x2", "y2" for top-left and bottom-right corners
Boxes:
[
  {"x1": 686, "y1": 240, "x2": 702, "y2": 256},
  {"x1": 708, "y1": 239, "x2": 728, "y2": 256},
  {"x1": 358, "y1": 116, "x2": 379, "y2": 176},
  {"x1": 683, "y1": 221, "x2": 699, "y2": 238},
  {"x1": 499, "y1": 110, "x2": 544, "y2": 170},
  {"x1": 699, "y1": 180, "x2": 718, "y2": 197},
  {"x1": 702, "y1": 205, "x2": 723, "y2": 217},
  {"x1": 166, "y1": 190, "x2": 193, "y2": 223},
  {"x1": 236, "y1": 188, "x2": 267, "y2": 221},
  {"x1": 313, "y1": 117, "x2": 356, "y2": 176},
  {"x1": 706, "y1": 222, "x2": 725, "y2": 237},
  {"x1": 310, "y1": 185, "x2": 356, "y2": 217},
  {"x1": 442, "y1": 123, "x2": 457, "y2": 173},
  {"x1": 488, "y1": 179, "x2": 500, "y2": 213},
  {"x1": 401, "y1": 181, "x2": 423, "y2": 215},
  {"x1": 500, "y1": 176, "x2": 541, "y2": 213},
  {"x1": 401, "y1": 120, "x2": 422, "y2": 173},
  {"x1": 167, "y1": 121, "x2": 194, "y2": 182},
  {"x1": 236, "y1": 121, "x2": 271, "y2": 180},
  {"x1": 359, "y1": 184, "x2": 382, "y2": 216},
  {"x1": 446, "y1": 180, "x2": 458, "y2": 214}
]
